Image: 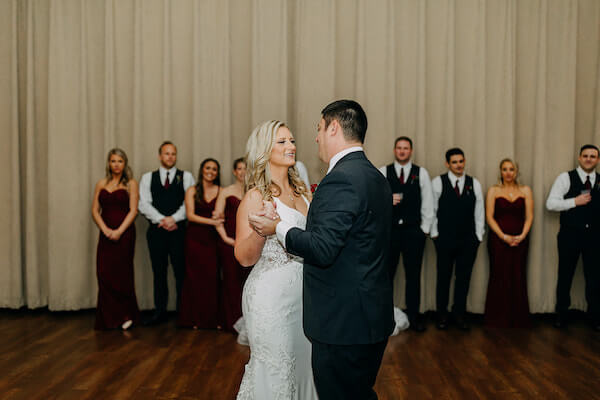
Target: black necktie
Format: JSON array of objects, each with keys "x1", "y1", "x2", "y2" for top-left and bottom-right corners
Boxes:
[{"x1": 585, "y1": 176, "x2": 591, "y2": 191}]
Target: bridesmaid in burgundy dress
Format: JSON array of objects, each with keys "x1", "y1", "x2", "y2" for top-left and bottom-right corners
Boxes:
[
  {"x1": 178, "y1": 158, "x2": 224, "y2": 329},
  {"x1": 215, "y1": 158, "x2": 251, "y2": 337},
  {"x1": 91, "y1": 148, "x2": 141, "y2": 330},
  {"x1": 485, "y1": 158, "x2": 534, "y2": 328}
]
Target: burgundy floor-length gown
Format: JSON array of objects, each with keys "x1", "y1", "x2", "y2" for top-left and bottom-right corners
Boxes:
[
  {"x1": 218, "y1": 196, "x2": 252, "y2": 332},
  {"x1": 95, "y1": 188, "x2": 140, "y2": 330},
  {"x1": 485, "y1": 197, "x2": 530, "y2": 328},
  {"x1": 178, "y1": 197, "x2": 221, "y2": 328}
]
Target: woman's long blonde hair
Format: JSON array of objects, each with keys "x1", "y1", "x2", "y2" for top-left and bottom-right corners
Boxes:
[
  {"x1": 245, "y1": 120, "x2": 308, "y2": 200},
  {"x1": 498, "y1": 158, "x2": 520, "y2": 186},
  {"x1": 105, "y1": 148, "x2": 133, "y2": 186}
]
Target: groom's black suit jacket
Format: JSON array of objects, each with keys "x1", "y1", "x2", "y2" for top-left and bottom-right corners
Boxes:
[{"x1": 286, "y1": 151, "x2": 395, "y2": 345}]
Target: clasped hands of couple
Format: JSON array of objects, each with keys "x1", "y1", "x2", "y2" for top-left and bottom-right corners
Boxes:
[{"x1": 248, "y1": 201, "x2": 281, "y2": 237}]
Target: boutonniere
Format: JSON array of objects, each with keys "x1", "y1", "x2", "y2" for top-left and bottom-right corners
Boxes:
[
  {"x1": 411, "y1": 174, "x2": 419, "y2": 184},
  {"x1": 310, "y1": 183, "x2": 318, "y2": 194},
  {"x1": 175, "y1": 174, "x2": 182, "y2": 184},
  {"x1": 465, "y1": 185, "x2": 472, "y2": 195}
]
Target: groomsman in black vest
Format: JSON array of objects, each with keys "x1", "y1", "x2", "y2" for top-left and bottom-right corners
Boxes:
[
  {"x1": 431, "y1": 148, "x2": 484, "y2": 330},
  {"x1": 546, "y1": 144, "x2": 600, "y2": 331},
  {"x1": 379, "y1": 137, "x2": 434, "y2": 332},
  {"x1": 139, "y1": 141, "x2": 195, "y2": 325}
]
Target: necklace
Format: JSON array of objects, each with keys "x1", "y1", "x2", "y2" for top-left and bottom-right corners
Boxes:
[{"x1": 503, "y1": 185, "x2": 518, "y2": 198}]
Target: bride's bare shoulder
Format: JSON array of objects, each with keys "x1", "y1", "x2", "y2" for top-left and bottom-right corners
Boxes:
[{"x1": 240, "y1": 188, "x2": 263, "y2": 208}]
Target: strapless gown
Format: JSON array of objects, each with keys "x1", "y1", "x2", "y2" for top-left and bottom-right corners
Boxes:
[
  {"x1": 95, "y1": 188, "x2": 140, "y2": 329},
  {"x1": 485, "y1": 197, "x2": 530, "y2": 328}
]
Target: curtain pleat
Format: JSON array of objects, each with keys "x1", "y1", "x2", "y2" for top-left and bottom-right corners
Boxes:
[{"x1": 0, "y1": 0, "x2": 23, "y2": 308}]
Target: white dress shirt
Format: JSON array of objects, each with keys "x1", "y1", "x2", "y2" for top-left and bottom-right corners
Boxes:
[
  {"x1": 276, "y1": 147, "x2": 364, "y2": 247},
  {"x1": 546, "y1": 166, "x2": 597, "y2": 212},
  {"x1": 326, "y1": 146, "x2": 364, "y2": 174},
  {"x1": 138, "y1": 166, "x2": 195, "y2": 224},
  {"x1": 378, "y1": 160, "x2": 434, "y2": 234},
  {"x1": 430, "y1": 171, "x2": 485, "y2": 241}
]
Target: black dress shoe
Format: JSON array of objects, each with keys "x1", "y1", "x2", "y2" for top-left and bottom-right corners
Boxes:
[
  {"x1": 410, "y1": 316, "x2": 426, "y2": 332},
  {"x1": 455, "y1": 314, "x2": 470, "y2": 331},
  {"x1": 143, "y1": 311, "x2": 168, "y2": 326},
  {"x1": 591, "y1": 321, "x2": 600, "y2": 332},
  {"x1": 436, "y1": 314, "x2": 448, "y2": 330},
  {"x1": 553, "y1": 313, "x2": 567, "y2": 329}
]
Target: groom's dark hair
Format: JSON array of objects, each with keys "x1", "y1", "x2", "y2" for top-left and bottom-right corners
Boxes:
[{"x1": 321, "y1": 100, "x2": 368, "y2": 143}]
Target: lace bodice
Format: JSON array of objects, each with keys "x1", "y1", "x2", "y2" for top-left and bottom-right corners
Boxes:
[{"x1": 259, "y1": 197, "x2": 307, "y2": 267}]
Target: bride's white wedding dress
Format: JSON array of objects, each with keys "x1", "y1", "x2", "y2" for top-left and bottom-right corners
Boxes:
[{"x1": 237, "y1": 196, "x2": 318, "y2": 400}]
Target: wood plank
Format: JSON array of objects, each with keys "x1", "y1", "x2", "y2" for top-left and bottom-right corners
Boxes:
[{"x1": 0, "y1": 310, "x2": 599, "y2": 399}]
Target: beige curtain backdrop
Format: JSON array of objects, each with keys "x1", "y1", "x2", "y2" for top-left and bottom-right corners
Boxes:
[{"x1": 1, "y1": 0, "x2": 599, "y2": 312}]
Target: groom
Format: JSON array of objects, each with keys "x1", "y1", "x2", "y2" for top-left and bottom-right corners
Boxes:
[{"x1": 250, "y1": 100, "x2": 395, "y2": 399}]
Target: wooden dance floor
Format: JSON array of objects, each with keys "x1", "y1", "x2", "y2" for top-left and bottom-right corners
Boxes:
[{"x1": 1, "y1": 309, "x2": 599, "y2": 399}]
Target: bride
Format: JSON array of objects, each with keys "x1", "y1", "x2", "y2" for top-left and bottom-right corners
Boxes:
[{"x1": 234, "y1": 120, "x2": 318, "y2": 399}]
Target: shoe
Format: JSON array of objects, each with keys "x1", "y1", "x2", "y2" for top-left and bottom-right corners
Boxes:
[
  {"x1": 143, "y1": 311, "x2": 168, "y2": 326},
  {"x1": 455, "y1": 314, "x2": 470, "y2": 331},
  {"x1": 591, "y1": 320, "x2": 600, "y2": 332},
  {"x1": 436, "y1": 313, "x2": 448, "y2": 330},
  {"x1": 121, "y1": 319, "x2": 133, "y2": 331},
  {"x1": 410, "y1": 315, "x2": 426, "y2": 333},
  {"x1": 553, "y1": 313, "x2": 567, "y2": 329}
]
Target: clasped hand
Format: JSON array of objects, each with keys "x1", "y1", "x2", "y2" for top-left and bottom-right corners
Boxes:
[
  {"x1": 248, "y1": 200, "x2": 280, "y2": 237},
  {"x1": 158, "y1": 216, "x2": 178, "y2": 231},
  {"x1": 575, "y1": 193, "x2": 592, "y2": 206},
  {"x1": 103, "y1": 228, "x2": 123, "y2": 241},
  {"x1": 503, "y1": 233, "x2": 524, "y2": 247}
]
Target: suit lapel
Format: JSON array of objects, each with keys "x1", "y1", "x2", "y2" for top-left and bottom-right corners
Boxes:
[{"x1": 306, "y1": 151, "x2": 365, "y2": 229}]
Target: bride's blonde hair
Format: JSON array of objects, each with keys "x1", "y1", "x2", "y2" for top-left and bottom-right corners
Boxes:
[{"x1": 245, "y1": 120, "x2": 308, "y2": 201}]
